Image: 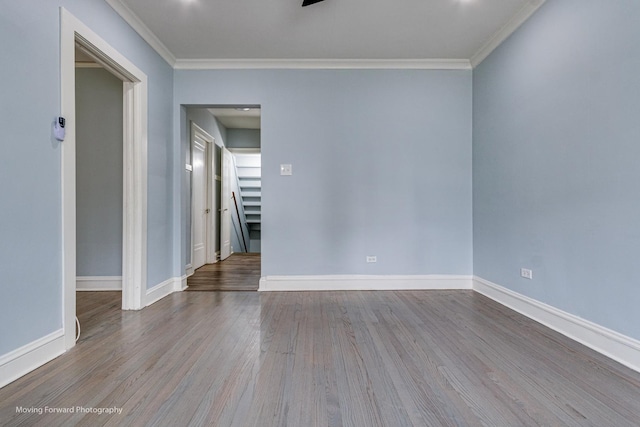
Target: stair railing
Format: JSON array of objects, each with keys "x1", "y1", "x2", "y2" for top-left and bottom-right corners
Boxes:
[{"x1": 232, "y1": 191, "x2": 249, "y2": 252}]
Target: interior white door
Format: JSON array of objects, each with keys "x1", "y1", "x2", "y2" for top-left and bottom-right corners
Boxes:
[
  {"x1": 220, "y1": 147, "x2": 232, "y2": 261},
  {"x1": 192, "y1": 134, "x2": 208, "y2": 270}
]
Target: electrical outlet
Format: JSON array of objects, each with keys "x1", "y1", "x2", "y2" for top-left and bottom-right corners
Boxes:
[
  {"x1": 521, "y1": 268, "x2": 533, "y2": 280},
  {"x1": 366, "y1": 256, "x2": 377, "y2": 263}
]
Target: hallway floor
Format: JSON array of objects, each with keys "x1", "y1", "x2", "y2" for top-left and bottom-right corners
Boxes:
[{"x1": 187, "y1": 253, "x2": 260, "y2": 291}]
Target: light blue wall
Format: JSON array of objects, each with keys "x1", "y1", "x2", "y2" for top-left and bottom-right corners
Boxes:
[
  {"x1": 0, "y1": 1, "x2": 173, "y2": 356},
  {"x1": 473, "y1": 0, "x2": 640, "y2": 340},
  {"x1": 227, "y1": 129, "x2": 260, "y2": 149},
  {"x1": 175, "y1": 69, "x2": 473, "y2": 276},
  {"x1": 76, "y1": 68, "x2": 123, "y2": 276}
]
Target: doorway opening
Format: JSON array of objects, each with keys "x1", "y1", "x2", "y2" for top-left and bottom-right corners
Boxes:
[
  {"x1": 74, "y1": 48, "x2": 124, "y2": 313},
  {"x1": 185, "y1": 106, "x2": 261, "y2": 291},
  {"x1": 61, "y1": 8, "x2": 148, "y2": 350}
]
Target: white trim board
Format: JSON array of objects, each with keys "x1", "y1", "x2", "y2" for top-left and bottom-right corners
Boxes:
[
  {"x1": 146, "y1": 276, "x2": 188, "y2": 307},
  {"x1": 76, "y1": 276, "x2": 122, "y2": 291},
  {"x1": 61, "y1": 7, "x2": 148, "y2": 351},
  {"x1": 259, "y1": 275, "x2": 472, "y2": 292},
  {"x1": 470, "y1": 0, "x2": 547, "y2": 67},
  {"x1": 104, "y1": 1, "x2": 545, "y2": 70},
  {"x1": 174, "y1": 59, "x2": 472, "y2": 70},
  {"x1": 185, "y1": 264, "x2": 194, "y2": 278},
  {"x1": 1, "y1": 274, "x2": 185, "y2": 388},
  {"x1": 0, "y1": 330, "x2": 65, "y2": 389},
  {"x1": 473, "y1": 276, "x2": 640, "y2": 374},
  {"x1": 104, "y1": 0, "x2": 176, "y2": 66}
]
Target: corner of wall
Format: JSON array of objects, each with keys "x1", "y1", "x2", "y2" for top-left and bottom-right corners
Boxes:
[{"x1": 473, "y1": 276, "x2": 640, "y2": 374}]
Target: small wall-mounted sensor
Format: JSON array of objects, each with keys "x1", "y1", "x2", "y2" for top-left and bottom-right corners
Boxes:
[{"x1": 53, "y1": 117, "x2": 66, "y2": 141}]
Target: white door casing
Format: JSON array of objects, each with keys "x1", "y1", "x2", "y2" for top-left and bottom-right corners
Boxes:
[
  {"x1": 206, "y1": 140, "x2": 217, "y2": 265},
  {"x1": 220, "y1": 147, "x2": 232, "y2": 260},
  {"x1": 190, "y1": 123, "x2": 216, "y2": 270},
  {"x1": 192, "y1": 134, "x2": 207, "y2": 270},
  {"x1": 61, "y1": 8, "x2": 148, "y2": 350}
]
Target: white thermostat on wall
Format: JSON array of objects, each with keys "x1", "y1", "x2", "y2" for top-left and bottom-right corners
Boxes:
[{"x1": 54, "y1": 116, "x2": 66, "y2": 141}]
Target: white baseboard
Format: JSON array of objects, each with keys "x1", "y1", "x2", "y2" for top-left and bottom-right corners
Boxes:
[
  {"x1": 179, "y1": 275, "x2": 188, "y2": 291},
  {"x1": 185, "y1": 264, "x2": 194, "y2": 277},
  {"x1": 0, "y1": 329, "x2": 65, "y2": 388},
  {"x1": 473, "y1": 276, "x2": 640, "y2": 374},
  {"x1": 145, "y1": 275, "x2": 187, "y2": 306},
  {"x1": 76, "y1": 276, "x2": 122, "y2": 291},
  {"x1": 259, "y1": 275, "x2": 473, "y2": 292}
]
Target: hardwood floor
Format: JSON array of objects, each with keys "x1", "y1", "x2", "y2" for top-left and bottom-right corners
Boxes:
[
  {"x1": 187, "y1": 253, "x2": 260, "y2": 291},
  {"x1": 1, "y1": 290, "x2": 640, "y2": 426}
]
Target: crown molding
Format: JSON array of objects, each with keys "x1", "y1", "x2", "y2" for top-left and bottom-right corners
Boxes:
[
  {"x1": 106, "y1": 0, "x2": 542, "y2": 71},
  {"x1": 174, "y1": 58, "x2": 472, "y2": 70},
  {"x1": 470, "y1": 0, "x2": 547, "y2": 68},
  {"x1": 105, "y1": 0, "x2": 176, "y2": 67}
]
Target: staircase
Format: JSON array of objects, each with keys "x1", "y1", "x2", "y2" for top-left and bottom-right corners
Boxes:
[{"x1": 233, "y1": 153, "x2": 261, "y2": 251}]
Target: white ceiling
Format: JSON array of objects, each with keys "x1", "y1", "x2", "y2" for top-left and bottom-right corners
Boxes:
[
  {"x1": 107, "y1": 0, "x2": 546, "y2": 67},
  {"x1": 208, "y1": 108, "x2": 261, "y2": 130}
]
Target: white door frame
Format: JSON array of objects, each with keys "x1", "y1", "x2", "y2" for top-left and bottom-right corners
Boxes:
[
  {"x1": 189, "y1": 122, "x2": 216, "y2": 274},
  {"x1": 60, "y1": 8, "x2": 148, "y2": 350},
  {"x1": 220, "y1": 147, "x2": 233, "y2": 261},
  {"x1": 206, "y1": 138, "x2": 217, "y2": 265}
]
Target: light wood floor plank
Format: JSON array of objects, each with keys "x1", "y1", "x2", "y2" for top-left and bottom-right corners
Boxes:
[
  {"x1": 2, "y1": 288, "x2": 640, "y2": 426},
  {"x1": 187, "y1": 253, "x2": 260, "y2": 291}
]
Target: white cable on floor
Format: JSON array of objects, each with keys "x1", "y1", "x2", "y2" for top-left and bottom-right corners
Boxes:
[{"x1": 75, "y1": 316, "x2": 81, "y2": 342}]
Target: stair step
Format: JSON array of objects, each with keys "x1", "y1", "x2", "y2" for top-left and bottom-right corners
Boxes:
[
  {"x1": 236, "y1": 168, "x2": 260, "y2": 178},
  {"x1": 241, "y1": 191, "x2": 261, "y2": 198},
  {"x1": 243, "y1": 202, "x2": 261, "y2": 208},
  {"x1": 240, "y1": 187, "x2": 261, "y2": 193},
  {"x1": 234, "y1": 157, "x2": 261, "y2": 168},
  {"x1": 239, "y1": 179, "x2": 261, "y2": 188},
  {"x1": 232, "y1": 154, "x2": 262, "y2": 230}
]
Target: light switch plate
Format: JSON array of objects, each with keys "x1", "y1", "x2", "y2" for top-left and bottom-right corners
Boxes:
[
  {"x1": 280, "y1": 164, "x2": 292, "y2": 175},
  {"x1": 521, "y1": 268, "x2": 533, "y2": 280}
]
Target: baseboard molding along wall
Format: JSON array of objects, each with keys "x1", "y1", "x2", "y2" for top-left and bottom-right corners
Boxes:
[
  {"x1": 5, "y1": 273, "x2": 638, "y2": 390},
  {"x1": 76, "y1": 276, "x2": 122, "y2": 291},
  {"x1": 0, "y1": 329, "x2": 65, "y2": 389},
  {"x1": 473, "y1": 276, "x2": 640, "y2": 374},
  {"x1": 0, "y1": 274, "x2": 188, "y2": 388},
  {"x1": 146, "y1": 275, "x2": 188, "y2": 307},
  {"x1": 259, "y1": 275, "x2": 473, "y2": 292}
]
